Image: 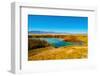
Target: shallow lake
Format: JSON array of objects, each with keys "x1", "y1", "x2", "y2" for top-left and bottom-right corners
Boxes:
[
  {"x1": 31, "y1": 38, "x2": 74, "y2": 48},
  {"x1": 41, "y1": 38, "x2": 74, "y2": 47}
]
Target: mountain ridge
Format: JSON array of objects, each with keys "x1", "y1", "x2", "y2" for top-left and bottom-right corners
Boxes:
[
  {"x1": 28, "y1": 31, "x2": 87, "y2": 35},
  {"x1": 28, "y1": 31, "x2": 66, "y2": 34}
]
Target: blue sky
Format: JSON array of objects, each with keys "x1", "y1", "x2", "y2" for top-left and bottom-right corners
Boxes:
[{"x1": 28, "y1": 15, "x2": 88, "y2": 34}]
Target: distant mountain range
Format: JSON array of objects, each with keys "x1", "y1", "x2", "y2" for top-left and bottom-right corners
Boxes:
[
  {"x1": 28, "y1": 31, "x2": 66, "y2": 34},
  {"x1": 28, "y1": 31, "x2": 87, "y2": 35}
]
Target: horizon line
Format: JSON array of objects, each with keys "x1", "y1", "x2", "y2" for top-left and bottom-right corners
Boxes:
[{"x1": 28, "y1": 30, "x2": 87, "y2": 33}]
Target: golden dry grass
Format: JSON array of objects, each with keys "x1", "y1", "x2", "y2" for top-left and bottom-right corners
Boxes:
[{"x1": 28, "y1": 46, "x2": 87, "y2": 60}]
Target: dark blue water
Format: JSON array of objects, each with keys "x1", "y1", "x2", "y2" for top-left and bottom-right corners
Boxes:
[{"x1": 40, "y1": 38, "x2": 73, "y2": 48}]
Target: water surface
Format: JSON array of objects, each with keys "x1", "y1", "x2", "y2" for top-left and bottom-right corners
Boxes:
[{"x1": 32, "y1": 38, "x2": 74, "y2": 48}]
